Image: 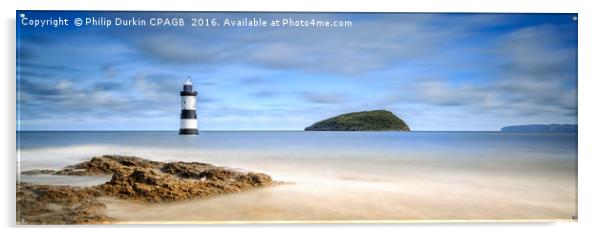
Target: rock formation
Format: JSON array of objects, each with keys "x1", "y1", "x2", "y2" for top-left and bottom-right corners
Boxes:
[{"x1": 17, "y1": 155, "x2": 273, "y2": 224}]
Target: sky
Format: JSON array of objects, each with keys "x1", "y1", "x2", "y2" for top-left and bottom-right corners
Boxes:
[{"x1": 16, "y1": 12, "x2": 578, "y2": 131}]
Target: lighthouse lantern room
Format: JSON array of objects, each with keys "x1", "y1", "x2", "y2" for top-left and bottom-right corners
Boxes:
[{"x1": 179, "y1": 76, "x2": 199, "y2": 135}]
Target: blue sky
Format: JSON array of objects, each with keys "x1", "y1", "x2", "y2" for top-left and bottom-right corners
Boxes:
[{"x1": 17, "y1": 12, "x2": 577, "y2": 131}]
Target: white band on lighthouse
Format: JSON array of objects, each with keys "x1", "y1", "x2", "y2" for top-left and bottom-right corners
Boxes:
[
  {"x1": 181, "y1": 96, "x2": 196, "y2": 110},
  {"x1": 180, "y1": 119, "x2": 198, "y2": 129},
  {"x1": 179, "y1": 76, "x2": 199, "y2": 135}
]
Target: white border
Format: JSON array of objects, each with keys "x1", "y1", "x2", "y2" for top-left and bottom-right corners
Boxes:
[{"x1": 3, "y1": 0, "x2": 601, "y2": 236}]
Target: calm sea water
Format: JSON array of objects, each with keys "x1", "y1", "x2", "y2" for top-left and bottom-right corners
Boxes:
[
  {"x1": 17, "y1": 130, "x2": 577, "y2": 155},
  {"x1": 17, "y1": 131, "x2": 577, "y2": 172},
  {"x1": 16, "y1": 131, "x2": 578, "y2": 221}
]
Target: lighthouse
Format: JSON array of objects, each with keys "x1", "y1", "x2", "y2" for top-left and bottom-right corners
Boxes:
[{"x1": 179, "y1": 76, "x2": 199, "y2": 135}]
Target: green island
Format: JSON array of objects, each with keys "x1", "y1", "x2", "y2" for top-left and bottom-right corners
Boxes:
[{"x1": 304, "y1": 110, "x2": 410, "y2": 131}]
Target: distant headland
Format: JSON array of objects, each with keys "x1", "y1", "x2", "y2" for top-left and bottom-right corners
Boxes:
[
  {"x1": 500, "y1": 124, "x2": 577, "y2": 133},
  {"x1": 304, "y1": 110, "x2": 410, "y2": 131}
]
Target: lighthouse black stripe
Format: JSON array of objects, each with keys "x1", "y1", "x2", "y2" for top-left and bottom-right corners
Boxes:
[
  {"x1": 180, "y1": 91, "x2": 198, "y2": 96},
  {"x1": 180, "y1": 110, "x2": 197, "y2": 119},
  {"x1": 179, "y1": 129, "x2": 199, "y2": 135}
]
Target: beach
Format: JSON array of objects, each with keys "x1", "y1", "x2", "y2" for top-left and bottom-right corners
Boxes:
[{"x1": 17, "y1": 131, "x2": 577, "y2": 223}]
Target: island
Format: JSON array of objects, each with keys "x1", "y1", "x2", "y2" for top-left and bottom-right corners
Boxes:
[
  {"x1": 304, "y1": 110, "x2": 410, "y2": 131},
  {"x1": 17, "y1": 155, "x2": 274, "y2": 224},
  {"x1": 500, "y1": 124, "x2": 577, "y2": 133}
]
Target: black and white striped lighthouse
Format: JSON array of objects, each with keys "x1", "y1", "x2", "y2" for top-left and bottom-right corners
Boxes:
[{"x1": 179, "y1": 76, "x2": 198, "y2": 135}]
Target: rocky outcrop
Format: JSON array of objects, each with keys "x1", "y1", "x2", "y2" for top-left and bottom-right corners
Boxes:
[
  {"x1": 61, "y1": 155, "x2": 164, "y2": 176},
  {"x1": 18, "y1": 155, "x2": 274, "y2": 224},
  {"x1": 98, "y1": 163, "x2": 272, "y2": 202}
]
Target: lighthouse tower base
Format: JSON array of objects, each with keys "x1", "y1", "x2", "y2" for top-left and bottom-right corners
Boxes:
[{"x1": 179, "y1": 128, "x2": 199, "y2": 135}]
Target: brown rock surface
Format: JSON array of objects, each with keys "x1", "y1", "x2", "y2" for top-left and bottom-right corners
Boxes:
[
  {"x1": 57, "y1": 155, "x2": 164, "y2": 176},
  {"x1": 17, "y1": 183, "x2": 109, "y2": 224},
  {"x1": 17, "y1": 155, "x2": 274, "y2": 224}
]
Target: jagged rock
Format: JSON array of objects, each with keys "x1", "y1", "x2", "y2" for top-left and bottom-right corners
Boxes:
[
  {"x1": 161, "y1": 161, "x2": 214, "y2": 178},
  {"x1": 17, "y1": 155, "x2": 274, "y2": 224},
  {"x1": 97, "y1": 165, "x2": 272, "y2": 202},
  {"x1": 56, "y1": 155, "x2": 164, "y2": 176}
]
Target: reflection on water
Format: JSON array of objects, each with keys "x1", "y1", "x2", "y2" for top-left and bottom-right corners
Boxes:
[{"x1": 17, "y1": 131, "x2": 577, "y2": 221}]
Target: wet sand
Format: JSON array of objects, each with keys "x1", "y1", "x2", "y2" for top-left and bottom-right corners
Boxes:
[{"x1": 101, "y1": 172, "x2": 575, "y2": 222}]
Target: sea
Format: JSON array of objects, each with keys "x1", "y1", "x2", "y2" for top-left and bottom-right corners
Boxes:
[{"x1": 16, "y1": 131, "x2": 578, "y2": 222}]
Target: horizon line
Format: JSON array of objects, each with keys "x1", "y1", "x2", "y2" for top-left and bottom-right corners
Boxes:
[{"x1": 16, "y1": 129, "x2": 506, "y2": 132}]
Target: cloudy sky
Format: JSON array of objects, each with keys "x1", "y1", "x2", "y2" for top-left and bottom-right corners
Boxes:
[{"x1": 17, "y1": 12, "x2": 577, "y2": 131}]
